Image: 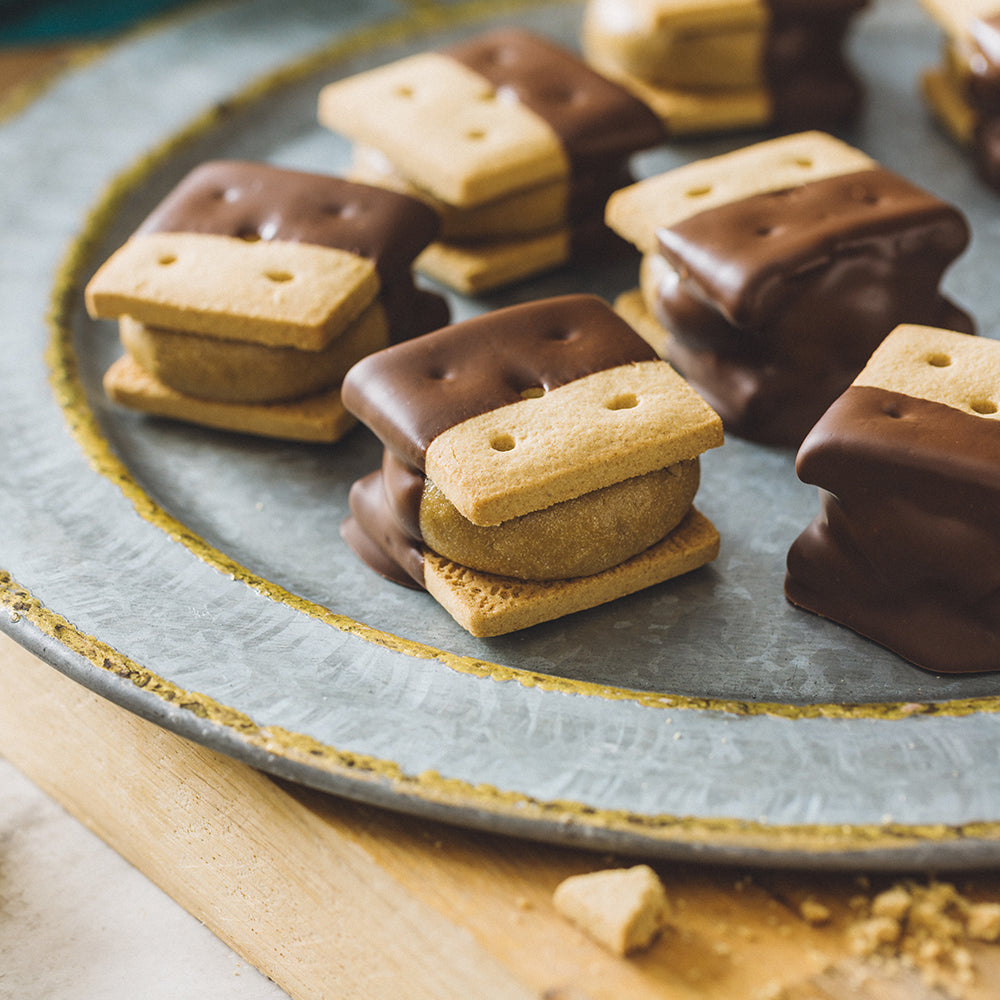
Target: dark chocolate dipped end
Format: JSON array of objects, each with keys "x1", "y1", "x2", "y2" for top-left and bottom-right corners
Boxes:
[
  {"x1": 342, "y1": 468, "x2": 425, "y2": 589},
  {"x1": 341, "y1": 294, "x2": 658, "y2": 471},
  {"x1": 764, "y1": 0, "x2": 869, "y2": 128},
  {"x1": 653, "y1": 167, "x2": 972, "y2": 445},
  {"x1": 786, "y1": 385, "x2": 1000, "y2": 673}
]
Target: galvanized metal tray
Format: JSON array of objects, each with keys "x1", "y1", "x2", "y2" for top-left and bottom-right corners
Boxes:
[{"x1": 3, "y1": 0, "x2": 1000, "y2": 868}]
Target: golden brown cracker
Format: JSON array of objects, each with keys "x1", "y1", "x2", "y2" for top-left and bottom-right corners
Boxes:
[
  {"x1": 853, "y1": 324, "x2": 1000, "y2": 420},
  {"x1": 103, "y1": 353, "x2": 357, "y2": 443},
  {"x1": 582, "y1": 0, "x2": 766, "y2": 91},
  {"x1": 606, "y1": 130, "x2": 877, "y2": 254},
  {"x1": 317, "y1": 52, "x2": 569, "y2": 208},
  {"x1": 414, "y1": 229, "x2": 571, "y2": 296},
  {"x1": 349, "y1": 145, "x2": 567, "y2": 241},
  {"x1": 86, "y1": 232, "x2": 378, "y2": 350},
  {"x1": 921, "y1": 66, "x2": 978, "y2": 145},
  {"x1": 424, "y1": 360, "x2": 723, "y2": 526},
  {"x1": 423, "y1": 506, "x2": 719, "y2": 637}
]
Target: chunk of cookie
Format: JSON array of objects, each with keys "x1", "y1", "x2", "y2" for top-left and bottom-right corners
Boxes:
[
  {"x1": 606, "y1": 131, "x2": 974, "y2": 446},
  {"x1": 582, "y1": 0, "x2": 869, "y2": 136},
  {"x1": 553, "y1": 865, "x2": 669, "y2": 956},
  {"x1": 918, "y1": 0, "x2": 1000, "y2": 191},
  {"x1": 86, "y1": 161, "x2": 447, "y2": 441},
  {"x1": 339, "y1": 294, "x2": 722, "y2": 637},
  {"x1": 785, "y1": 324, "x2": 1000, "y2": 674},
  {"x1": 318, "y1": 28, "x2": 665, "y2": 294}
]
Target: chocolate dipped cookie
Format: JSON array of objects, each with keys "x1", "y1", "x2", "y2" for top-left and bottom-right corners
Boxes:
[
  {"x1": 317, "y1": 28, "x2": 666, "y2": 294},
  {"x1": 340, "y1": 294, "x2": 723, "y2": 637},
  {"x1": 86, "y1": 160, "x2": 447, "y2": 441},
  {"x1": 920, "y1": 0, "x2": 1000, "y2": 192},
  {"x1": 606, "y1": 131, "x2": 974, "y2": 447},
  {"x1": 786, "y1": 324, "x2": 1000, "y2": 674},
  {"x1": 582, "y1": 0, "x2": 869, "y2": 136}
]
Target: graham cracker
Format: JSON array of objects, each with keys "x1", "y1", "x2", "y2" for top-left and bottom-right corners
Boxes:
[
  {"x1": 605, "y1": 130, "x2": 876, "y2": 254},
  {"x1": 423, "y1": 506, "x2": 719, "y2": 637},
  {"x1": 103, "y1": 353, "x2": 357, "y2": 443},
  {"x1": 86, "y1": 232, "x2": 378, "y2": 351},
  {"x1": 424, "y1": 359, "x2": 723, "y2": 526}
]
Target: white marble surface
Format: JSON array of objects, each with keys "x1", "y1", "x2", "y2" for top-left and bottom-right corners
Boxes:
[{"x1": 0, "y1": 755, "x2": 289, "y2": 999}]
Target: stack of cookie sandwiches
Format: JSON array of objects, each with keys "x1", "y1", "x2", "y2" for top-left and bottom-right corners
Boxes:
[
  {"x1": 318, "y1": 27, "x2": 666, "y2": 294},
  {"x1": 582, "y1": 0, "x2": 870, "y2": 135},
  {"x1": 786, "y1": 324, "x2": 1000, "y2": 674},
  {"x1": 606, "y1": 131, "x2": 974, "y2": 446},
  {"x1": 86, "y1": 160, "x2": 447, "y2": 442},
  {"x1": 339, "y1": 294, "x2": 723, "y2": 637},
  {"x1": 920, "y1": 0, "x2": 1000, "y2": 191}
]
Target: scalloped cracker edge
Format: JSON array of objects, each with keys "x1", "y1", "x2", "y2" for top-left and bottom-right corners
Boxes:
[
  {"x1": 424, "y1": 506, "x2": 719, "y2": 636},
  {"x1": 103, "y1": 353, "x2": 357, "y2": 442}
]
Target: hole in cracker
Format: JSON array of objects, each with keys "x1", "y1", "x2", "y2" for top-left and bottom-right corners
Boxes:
[
  {"x1": 323, "y1": 201, "x2": 357, "y2": 218},
  {"x1": 264, "y1": 270, "x2": 294, "y2": 283},
  {"x1": 520, "y1": 386, "x2": 545, "y2": 399},
  {"x1": 394, "y1": 84, "x2": 415, "y2": 99},
  {"x1": 925, "y1": 352, "x2": 952, "y2": 368},
  {"x1": 466, "y1": 128, "x2": 488, "y2": 141},
  {"x1": 157, "y1": 253, "x2": 177, "y2": 266},
  {"x1": 971, "y1": 398, "x2": 998, "y2": 415},
  {"x1": 606, "y1": 393, "x2": 639, "y2": 410},
  {"x1": 850, "y1": 184, "x2": 879, "y2": 205},
  {"x1": 490, "y1": 433, "x2": 516, "y2": 452},
  {"x1": 685, "y1": 185, "x2": 712, "y2": 198},
  {"x1": 540, "y1": 84, "x2": 577, "y2": 105},
  {"x1": 791, "y1": 156, "x2": 814, "y2": 168}
]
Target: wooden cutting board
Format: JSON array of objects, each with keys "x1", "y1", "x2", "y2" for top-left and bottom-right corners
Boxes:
[{"x1": 4, "y1": 631, "x2": 1000, "y2": 1000}]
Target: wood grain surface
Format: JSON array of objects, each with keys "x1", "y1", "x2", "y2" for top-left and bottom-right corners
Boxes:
[{"x1": 4, "y1": 631, "x2": 1000, "y2": 1000}]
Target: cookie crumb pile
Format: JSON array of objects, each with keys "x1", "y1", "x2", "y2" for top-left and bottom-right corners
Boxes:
[{"x1": 848, "y1": 880, "x2": 1000, "y2": 997}]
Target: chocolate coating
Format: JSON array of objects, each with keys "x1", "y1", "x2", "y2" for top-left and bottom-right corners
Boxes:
[
  {"x1": 968, "y1": 15, "x2": 1000, "y2": 114},
  {"x1": 342, "y1": 468, "x2": 425, "y2": 589},
  {"x1": 764, "y1": 0, "x2": 868, "y2": 127},
  {"x1": 137, "y1": 160, "x2": 447, "y2": 341},
  {"x1": 444, "y1": 28, "x2": 663, "y2": 257},
  {"x1": 443, "y1": 28, "x2": 665, "y2": 169},
  {"x1": 654, "y1": 168, "x2": 972, "y2": 445},
  {"x1": 786, "y1": 385, "x2": 1000, "y2": 674},
  {"x1": 965, "y1": 15, "x2": 1000, "y2": 192},
  {"x1": 341, "y1": 294, "x2": 658, "y2": 472}
]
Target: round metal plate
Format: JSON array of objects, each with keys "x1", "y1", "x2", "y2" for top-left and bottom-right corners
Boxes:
[{"x1": 3, "y1": 0, "x2": 1000, "y2": 868}]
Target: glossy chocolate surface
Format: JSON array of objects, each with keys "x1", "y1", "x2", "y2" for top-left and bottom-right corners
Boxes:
[
  {"x1": 443, "y1": 28, "x2": 664, "y2": 169},
  {"x1": 342, "y1": 468, "x2": 425, "y2": 588},
  {"x1": 653, "y1": 168, "x2": 972, "y2": 446},
  {"x1": 444, "y1": 28, "x2": 663, "y2": 253},
  {"x1": 139, "y1": 160, "x2": 440, "y2": 274},
  {"x1": 138, "y1": 160, "x2": 447, "y2": 340},
  {"x1": 341, "y1": 294, "x2": 658, "y2": 472},
  {"x1": 658, "y1": 169, "x2": 968, "y2": 328},
  {"x1": 786, "y1": 385, "x2": 1000, "y2": 673},
  {"x1": 764, "y1": 0, "x2": 868, "y2": 127}
]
